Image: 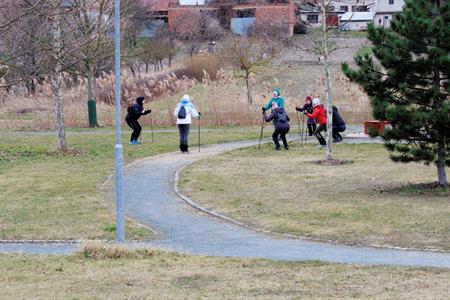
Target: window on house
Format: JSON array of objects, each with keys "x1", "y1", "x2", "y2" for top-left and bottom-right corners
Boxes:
[
  {"x1": 235, "y1": 9, "x2": 255, "y2": 18},
  {"x1": 352, "y1": 5, "x2": 368, "y2": 12},
  {"x1": 389, "y1": 0, "x2": 394, "y2": 4},
  {"x1": 340, "y1": 6, "x2": 348, "y2": 12},
  {"x1": 307, "y1": 14, "x2": 318, "y2": 23}
]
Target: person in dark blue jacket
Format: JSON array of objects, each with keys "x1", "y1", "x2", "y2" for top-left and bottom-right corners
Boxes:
[
  {"x1": 125, "y1": 96, "x2": 151, "y2": 144},
  {"x1": 332, "y1": 105, "x2": 346, "y2": 143},
  {"x1": 263, "y1": 102, "x2": 290, "y2": 150}
]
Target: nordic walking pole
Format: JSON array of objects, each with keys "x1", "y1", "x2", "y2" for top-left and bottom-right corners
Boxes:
[
  {"x1": 296, "y1": 110, "x2": 302, "y2": 146},
  {"x1": 150, "y1": 113, "x2": 154, "y2": 143},
  {"x1": 301, "y1": 112, "x2": 306, "y2": 147},
  {"x1": 258, "y1": 112, "x2": 265, "y2": 149},
  {"x1": 198, "y1": 114, "x2": 201, "y2": 152}
]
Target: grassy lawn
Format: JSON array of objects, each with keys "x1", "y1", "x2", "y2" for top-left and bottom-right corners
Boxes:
[
  {"x1": 0, "y1": 127, "x2": 269, "y2": 240},
  {"x1": 180, "y1": 143, "x2": 450, "y2": 250},
  {"x1": 1, "y1": 246, "x2": 449, "y2": 299}
]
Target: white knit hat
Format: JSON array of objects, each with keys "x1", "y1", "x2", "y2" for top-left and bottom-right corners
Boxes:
[
  {"x1": 183, "y1": 94, "x2": 190, "y2": 101},
  {"x1": 312, "y1": 98, "x2": 321, "y2": 107}
]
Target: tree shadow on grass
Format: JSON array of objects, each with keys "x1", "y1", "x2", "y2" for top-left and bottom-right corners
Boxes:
[{"x1": 373, "y1": 182, "x2": 450, "y2": 197}]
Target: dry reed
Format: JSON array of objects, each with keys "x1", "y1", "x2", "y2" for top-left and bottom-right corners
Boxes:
[{"x1": 0, "y1": 64, "x2": 371, "y2": 130}]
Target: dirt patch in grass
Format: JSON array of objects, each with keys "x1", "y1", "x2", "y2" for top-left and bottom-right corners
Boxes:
[
  {"x1": 1, "y1": 249, "x2": 449, "y2": 299},
  {"x1": 180, "y1": 143, "x2": 450, "y2": 250},
  {"x1": 313, "y1": 159, "x2": 353, "y2": 166}
]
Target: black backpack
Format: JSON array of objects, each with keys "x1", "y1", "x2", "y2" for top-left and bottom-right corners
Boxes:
[
  {"x1": 178, "y1": 106, "x2": 186, "y2": 119},
  {"x1": 277, "y1": 110, "x2": 287, "y2": 123}
]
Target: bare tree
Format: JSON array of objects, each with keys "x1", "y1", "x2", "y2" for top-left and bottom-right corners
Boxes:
[
  {"x1": 1, "y1": 0, "x2": 89, "y2": 150},
  {"x1": 295, "y1": 0, "x2": 369, "y2": 160},
  {"x1": 227, "y1": 33, "x2": 279, "y2": 105},
  {"x1": 70, "y1": 0, "x2": 114, "y2": 127},
  {"x1": 0, "y1": 0, "x2": 50, "y2": 92}
]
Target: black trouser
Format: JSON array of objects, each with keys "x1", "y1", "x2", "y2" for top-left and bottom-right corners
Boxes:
[
  {"x1": 178, "y1": 124, "x2": 190, "y2": 151},
  {"x1": 332, "y1": 125, "x2": 346, "y2": 141},
  {"x1": 126, "y1": 117, "x2": 142, "y2": 142},
  {"x1": 314, "y1": 123, "x2": 327, "y2": 146},
  {"x1": 307, "y1": 122, "x2": 317, "y2": 136},
  {"x1": 273, "y1": 128, "x2": 289, "y2": 149}
]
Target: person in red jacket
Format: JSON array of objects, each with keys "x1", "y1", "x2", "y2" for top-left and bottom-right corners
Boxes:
[{"x1": 306, "y1": 98, "x2": 327, "y2": 148}]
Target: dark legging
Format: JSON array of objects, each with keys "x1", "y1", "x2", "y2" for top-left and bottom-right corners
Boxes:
[
  {"x1": 178, "y1": 124, "x2": 190, "y2": 146},
  {"x1": 126, "y1": 118, "x2": 142, "y2": 142},
  {"x1": 332, "y1": 125, "x2": 346, "y2": 141},
  {"x1": 314, "y1": 123, "x2": 327, "y2": 146},
  {"x1": 307, "y1": 122, "x2": 317, "y2": 136},
  {"x1": 273, "y1": 128, "x2": 289, "y2": 149}
]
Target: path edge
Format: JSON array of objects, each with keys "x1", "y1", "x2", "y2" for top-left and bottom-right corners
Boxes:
[{"x1": 173, "y1": 156, "x2": 449, "y2": 254}]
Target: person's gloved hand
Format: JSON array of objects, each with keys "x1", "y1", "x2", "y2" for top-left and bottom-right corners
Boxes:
[
  {"x1": 295, "y1": 107, "x2": 302, "y2": 112},
  {"x1": 143, "y1": 109, "x2": 151, "y2": 115},
  {"x1": 198, "y1": 112, "x2": 201, "y2": 117},
  {"x1": 262, "y1": 107, "x2": 266, "y2": 112}
]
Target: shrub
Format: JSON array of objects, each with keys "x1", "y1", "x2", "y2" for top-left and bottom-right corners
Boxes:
[{"x1": 184, "y1": 54, "x2": 223, "y2": 81}]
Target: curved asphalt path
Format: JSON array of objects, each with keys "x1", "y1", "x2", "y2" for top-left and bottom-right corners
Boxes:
[
  {"x1": 2, "y1": 136, "x2": 450, "y2": 268},
  {"x1": 119, "y1": 139, "x2": 450, "y2": 268}
]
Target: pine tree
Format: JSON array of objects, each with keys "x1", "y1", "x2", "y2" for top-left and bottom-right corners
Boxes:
[{"x1": 342, "y1": 0, "x2": 450, "y2": 186}]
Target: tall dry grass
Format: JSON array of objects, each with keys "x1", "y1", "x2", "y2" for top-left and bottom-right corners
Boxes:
[
  {"x1": 157, "y1": 68, "x2": 371, "y2": 127},
  {"x1": 0, "y1": 62, "x2": 371, "y2": 130},
  {"x1": 0, "y1": 70, "x2": 197, "y2": 130}
]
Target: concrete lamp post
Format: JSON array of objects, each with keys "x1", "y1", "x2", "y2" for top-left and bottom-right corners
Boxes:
[{"x1": 114, "y1": 0, "x2": 125, "y2": 243}]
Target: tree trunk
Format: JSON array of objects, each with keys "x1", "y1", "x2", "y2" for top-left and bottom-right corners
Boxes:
[
  {"x1": 52, "y1": 7, "x2": 67, "y2": 151},
  {"x1": 437, "y1": 136, "x2": 448, "y2": 186},
  {"x1": 87, "y1": 66, "x2": 94, "y2": 101},
  {"x1": 245, "y1": 74, "x2": 252, "y2": 105},
  {"x1": 321, "y1": 2, "x2": 333, "y2": 161}
]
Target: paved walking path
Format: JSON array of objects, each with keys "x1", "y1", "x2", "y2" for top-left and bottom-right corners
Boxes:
[{"x1": 2, "y1": 134, "x2": 450, "y2": 269}]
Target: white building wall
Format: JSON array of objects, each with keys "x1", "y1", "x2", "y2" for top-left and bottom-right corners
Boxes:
[
  {"x1": 179, "y1": 0, "x2": 206, "y2": 5},
  {"x1": 347, "y1": 20, "x2": 371, "y2": 30},
  {"x1": 374, "y1": 0, "x2": 405, "y2": 27},
  {"x1": 375, "y1": 0, "x2": 405, "y2": 13}
]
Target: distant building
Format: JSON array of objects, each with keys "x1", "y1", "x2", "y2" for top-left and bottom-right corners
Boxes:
[
  {"x1": 297, "y1": 1, "x2": 375, "y2": 28},
  {"x1": 166, "y1": 0, "x2": 296, "y2": 37},
  {"x1": 373, "y1": 0, "x2": 405, "y2": 28},
  {"x1": 340, "y1": 11, "x2": 376, "y2": 31},
  {"x1": 138, "y1": 0, "x2": 171, "y2": 37}
]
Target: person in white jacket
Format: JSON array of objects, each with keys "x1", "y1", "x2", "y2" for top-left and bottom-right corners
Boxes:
[{"x1": 174, "y1": 94, "x2": 200, "y2": 153}]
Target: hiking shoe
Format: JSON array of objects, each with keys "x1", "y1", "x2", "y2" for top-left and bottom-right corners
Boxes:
[
  {"x1": 317, "y1": 145, "x2": 326, "y2": 149},
  {"x1": 284, "y1": 146, "x2": 289, "y2": 150},
  {"x1": 129, "y1": 140, "x2": 137, "y2": 145},
  {"x1": 275, "y1": 147, "x2": 281, "y2": 151}
]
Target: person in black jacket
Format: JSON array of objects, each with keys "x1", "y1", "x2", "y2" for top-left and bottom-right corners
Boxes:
[
  {"x1": 125, "y1": 96, "x2": 151, "y2": 144},
  {"x1": 332, "y1": 105, "x2": 346, "y2": 143},
  {"x1": 263, "y1": 102, "x2": 290, "y2": 150},
  {"x1": 295, "y1": 95, "x2": 316, "y2": 136}
]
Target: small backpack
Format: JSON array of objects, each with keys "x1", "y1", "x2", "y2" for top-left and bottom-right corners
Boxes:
[
  {"x1": 277, "y1": 110, "x2": 287, "y2": 123},
  {"x1": 178, "y1": 105, "x2": 187, "y2": 119},
  {"x1": 126, "y1": 102, "x2": 133, "y2": 113}
]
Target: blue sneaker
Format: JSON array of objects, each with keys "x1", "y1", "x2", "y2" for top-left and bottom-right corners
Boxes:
[{"x1": 129, "y1": 140, "x2": 137, "y2": 145}]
